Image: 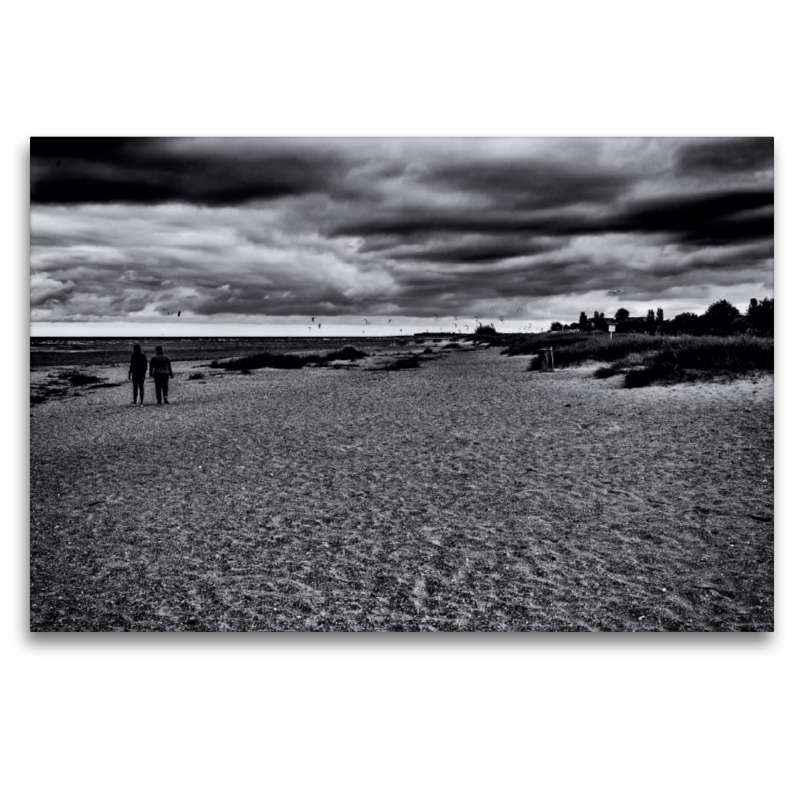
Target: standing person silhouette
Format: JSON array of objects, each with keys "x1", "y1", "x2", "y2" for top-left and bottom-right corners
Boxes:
[
  {"x1": 128, "y1": 343, "x2": 148, "y2": 405},
  {"x1": 149, "y1": 345, "x2": 174, "y2": 405}
]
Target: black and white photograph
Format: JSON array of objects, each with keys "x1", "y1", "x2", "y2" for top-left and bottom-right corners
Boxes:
[
  {"x1": 29, "y1": 136, "x2": 774, "y2": 632},
  {"x1": 7, "y1": 3, "x2": 798, "y2": 799}
]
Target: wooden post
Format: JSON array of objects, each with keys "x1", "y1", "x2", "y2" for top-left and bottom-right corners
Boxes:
[{"x1": 538, "y1": 347, "x2": 554, "y2": 371}]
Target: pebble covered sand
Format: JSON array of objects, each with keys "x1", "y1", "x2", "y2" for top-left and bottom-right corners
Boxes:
[{"x1": 30, "y1": 345, "x2": 774, "y2": 631}]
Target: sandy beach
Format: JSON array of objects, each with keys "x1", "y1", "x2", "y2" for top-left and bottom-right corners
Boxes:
[{"x1": 29, "y1": 344, "x2": 774, "y2": 631}]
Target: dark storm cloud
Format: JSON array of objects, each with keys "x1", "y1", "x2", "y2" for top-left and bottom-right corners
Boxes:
[
  {"x1": 377, "y1": 258, "x2": 631, "y2": 314},
  {"x1": 334, "y1": 188, "x2": 773, "y2": 247},
  {"x1": 373, "y1": 235, "x2": 560, "y2": 264},
  {"x1": 383, "y1": 241, "x2": 772, "y2": 310},
  {"x1": 425, "y1": 157, "x2": 634, "y2": 210},
  {"x1": 675, "y1": 137, "x2": 773, "y2": 176},
  {"x1": 32, "y1": 138, "x2": 773, "y2": 247},
  {"x1": 190, "y1": 279, "x2": 359, "y2": 317},
  {"x1": 603, "y1": 189, "x2": 774, "y2": 246},
  {"x1": 31, "y1": 137, "x2": 349, "y2": 206},
  {"x1": 35, "y1": 138, "x2": 630, "y2": 214},
  {"x1": 29, "y1": 138, "x2": 774, "y2": 326}
]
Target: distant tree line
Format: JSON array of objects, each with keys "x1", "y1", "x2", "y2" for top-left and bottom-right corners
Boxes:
[{"x1": 549, "y1": 298, "x2": 773, "y2": 336}]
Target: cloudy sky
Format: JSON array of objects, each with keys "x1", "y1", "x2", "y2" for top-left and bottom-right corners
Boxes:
[{"x1": 30, "y1": 137, "x2": 773, "y2": 336}]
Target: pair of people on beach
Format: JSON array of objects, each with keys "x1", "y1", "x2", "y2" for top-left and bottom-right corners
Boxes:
[{"x1": 128, "y1": 344, "x2": 174, "y2": 405}]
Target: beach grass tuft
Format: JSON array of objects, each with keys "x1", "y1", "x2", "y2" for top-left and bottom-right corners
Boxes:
[
  {"x1": 65, "y1": 372, "x2": 106, "y2": 386},
  {"x1": 594, "y1": 365, "x2": 619, "y2": 379}
]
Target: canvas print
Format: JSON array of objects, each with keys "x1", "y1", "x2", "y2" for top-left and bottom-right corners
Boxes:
[{"x1": 29, "y1": 137, "x2": 774, "y2": 631}]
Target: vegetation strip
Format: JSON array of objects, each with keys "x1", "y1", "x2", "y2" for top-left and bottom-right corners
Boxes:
[{"x1": 211, "y1": 346, "x2": 369, "y2": 371}]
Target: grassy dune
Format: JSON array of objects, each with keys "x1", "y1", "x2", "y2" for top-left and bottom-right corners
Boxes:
[{"x1": 515, "y1": 333, "x2": 773, "y2": 387}]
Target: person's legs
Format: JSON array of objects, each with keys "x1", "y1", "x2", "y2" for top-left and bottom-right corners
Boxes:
[
  {"x1": 135, "y1": 377, "x2": 145, "y2": 404},
  {"x1": 163, "y1": 376, "x2": 170, "y2": 403},
  {"x1": 154, "y1": 375, "x2": 163, "y2": 404}
]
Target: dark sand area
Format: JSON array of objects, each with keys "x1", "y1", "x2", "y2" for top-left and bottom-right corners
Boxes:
[{"x1": 30, "y1": 343, "x2": 773, "y2": 631}]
